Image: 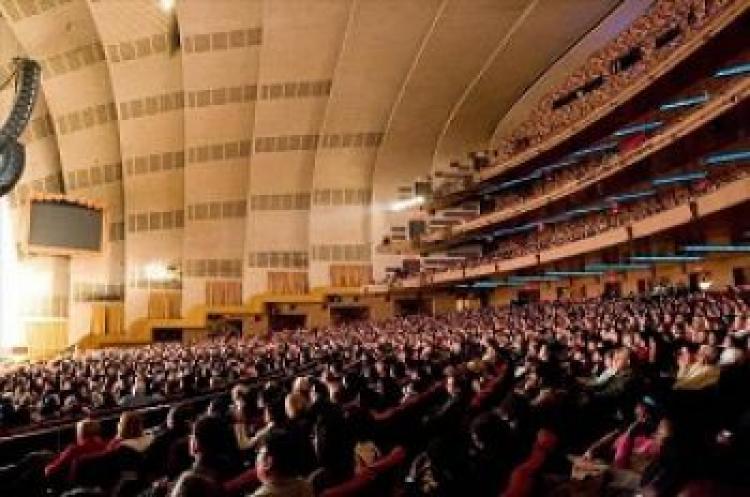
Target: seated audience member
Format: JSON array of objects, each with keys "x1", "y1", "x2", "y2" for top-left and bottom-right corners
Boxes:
[
  {"x1": 673, "y1": 344, "x2": 721, "y2": 390},
  {"x1": 422, "y1": 371, "x2": 470, "y2": 437},
  {"x1": 585, "y1": 347, "x2": 638, "y2": 418},
  {"x1": 120, "y1": 379, "x2": 159, "y2": 408},
  {"x1": 109, "y1": 411, "x2": 154, "y2": 453},
  {"x1": 465, "y1": 412, "x2": 517, "y2": 497},
  {"x1": 406, "y1": 436, "x2": 471, "y2": 497},
  {"x1": 284, "y1": 392, "x2": 317, "y2": 475},
  {"x1": 253, "y1": 428, "x2": 314, "y2": 497},
  {"x1": 168, "y1": 471, "x2": 222, "y2": 497},
  {"x1": 583, "y1": 397, "x2": 672, "y2": 473},
  {"x1": 144, "y1": 404, "x2": 193, "y2": 480},
  {"x1": 243, "y1": 398, "x2": 288, "y2": 451},
  {"x1": 188, "y1": 414, "x2": 243, "y2": 484},
  {"x1": 308, "y1": 412, "x2": 355, "y2": 495},
  {"x1": 70, "y1": 412, "x2": 153, "y2": 491},
  {"x1": 45, "y1": 419, "x2": 106, "y2": 482},
  {"x1": 348, "y1": 409, "x2": 382, "y2": 471}
]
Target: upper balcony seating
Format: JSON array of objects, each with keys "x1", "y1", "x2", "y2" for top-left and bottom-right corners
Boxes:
[
  {"x1": 427, "y1": 48, "x2": 750, "y2": 243},
  {"x1": 429, "y1": 0, "x2": 747, "y2": 206},
  {"x1": 490, "y1": 0, "x2": 742, "y2": 173},
  {"x1": 406, "y1": 143, "x2": 749, "y2": 283}
]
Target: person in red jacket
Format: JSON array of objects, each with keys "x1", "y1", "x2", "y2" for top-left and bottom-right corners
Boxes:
[{"x1": 44, "y1": 418, "x2": 106, "y2": 482}]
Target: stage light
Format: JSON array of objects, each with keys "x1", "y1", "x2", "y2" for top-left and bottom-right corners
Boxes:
[
  {"x1": 159, "y1": 0, "x2": 175, "y2": 12},
  {"x1": 389, "y1": 196, "x2": 424, "y2": 212},
  {"x1": 144, "y1": 261, "x2": 173, "y2": 282}
]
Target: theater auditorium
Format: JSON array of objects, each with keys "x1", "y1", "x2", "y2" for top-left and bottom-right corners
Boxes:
[{"x1": 0, "y1": 1, "x2": 748, "y2": 496}]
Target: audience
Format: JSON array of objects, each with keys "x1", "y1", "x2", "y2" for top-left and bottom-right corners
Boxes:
[
  {"x1": 0, "y1": 290, "x2": 749, "y2": 496},
  {"x1": 491, "y1": 0, "x2": 738, "y2": 166}
]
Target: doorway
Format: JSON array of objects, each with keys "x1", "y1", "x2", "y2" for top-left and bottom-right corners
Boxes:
[
  {"x1": 268, "y1": 314, "x2": 307, "y2": 332},
  {"x1": 329, "y1": 306, "x2": 369, "y2": 325}
]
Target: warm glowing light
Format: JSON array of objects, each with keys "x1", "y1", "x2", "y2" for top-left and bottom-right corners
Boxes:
[
  {"x1": 144, "y1": 261, "x2": 174, "y2": 282},
  {"x1": 698, "y1": 280, "x2": 713, "y2": 291},
  {"x1": 159, "y1": 0, "x2": 175, "y2": 12},
  {"x1": 0, "y1": 198, "x2": 23, "y2": 348},
  {"x1": 389, "y1": 196, "x2": 424, "y2": 212}
]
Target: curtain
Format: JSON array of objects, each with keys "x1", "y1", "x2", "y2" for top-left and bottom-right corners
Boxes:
[
  {"x1": 90, "y1": 304, "x2": 107, "y2": 335},
  {"x1": 205, "y1": 280, "x2": 243, "y2": 306},
  {"x1": 148, "y1": 291, "x2": 181, "y2": 318},
  {"x1": 105, "y1": 304, "x2": 125, "y2": 335},
  {"x1": 330, "y1": 265, "x2": 373, "y2": 287},
  {"x1": 267, "y1": 271, "x2": 308, "y2": 295}
]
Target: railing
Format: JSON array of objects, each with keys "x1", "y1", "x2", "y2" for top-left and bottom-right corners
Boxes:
[
  {"x1": 428, "y1": 1, "x2": 749, "y2": 211},
  {"x1": 479, "y1": 0, "x2": 748, "y2": 181},
  {"x1": 396, "y1": 174, "x2": 750, "y2": 289}
]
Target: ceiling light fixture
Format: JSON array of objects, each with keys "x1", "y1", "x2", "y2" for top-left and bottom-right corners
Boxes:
[
  {"x1": 389, "y1": 196, "x2": 425, "y2": 212},
  {"x1": 159, "y1": 0, "x2": 176, "y2": 13}
]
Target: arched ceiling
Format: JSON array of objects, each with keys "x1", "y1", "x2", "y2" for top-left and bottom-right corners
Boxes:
[{"x1": 0, "y1": 0, "x2": 632, "y2": 321}]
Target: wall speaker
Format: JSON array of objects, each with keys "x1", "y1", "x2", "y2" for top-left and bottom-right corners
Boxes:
[{"x1": 0, "y1": 58, "x2": 42, "y2": 197}]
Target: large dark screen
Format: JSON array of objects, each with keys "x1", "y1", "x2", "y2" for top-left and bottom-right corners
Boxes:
[{"x1": 29, "y1": 201, "x2": 102, "y2": 252}]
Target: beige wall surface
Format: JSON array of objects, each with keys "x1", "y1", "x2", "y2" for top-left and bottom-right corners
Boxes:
[{"x1": 0, "y1": 0, "x2": 742, "y2": 350}]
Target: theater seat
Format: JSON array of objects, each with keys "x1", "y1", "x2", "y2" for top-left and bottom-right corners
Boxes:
[
  {"x1": 320, "y1": 446, "x2": 407, "y2": 497},
  {"x1": 320, "y1": 472, "x2": 376, "y2": 497},
  {"x1": 368, "y1": 446, "x2": 406, "y2": 475},
  {"x1": 71, "y1": 445, "x2": 143, "y2": 491},
  {"x1": 223, "y1": 467, "x2": 260, "y2": 496},
  {"x1": 470, "y1": 364, "x2": 508, "y2": 411},
  {"x1": 500, "y1": 429, "x2": 559, "y2": 497}
]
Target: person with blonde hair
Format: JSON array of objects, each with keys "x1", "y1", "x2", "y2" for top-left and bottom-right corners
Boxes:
[
  {"x1": 284, "y1": 392, "x2": 308, "y2": 421},
  {"x1": 108, "y1": 410, "x2": 153, "y2": 453}
]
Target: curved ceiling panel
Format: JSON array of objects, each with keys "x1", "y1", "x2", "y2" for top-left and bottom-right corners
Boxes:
[
  {"x1": 179, "y1": 0, "x2": 261, "y2": 309},
  {"x1": 433, "y1": 0, "x2": 623, "y2": 173},
  {"x1": 89, "y1": 0, "x2": 184, "y2": 325},
  {"x1": 491, "y1": 0, "x2": 653, "y2": 144},
  {"x1": 244, "y1": 0, "x2": 353, "y2": 296},
  {"x1": 370, "y1": 0, "x2": 532, "y2": 276},
  {"x1": 307, "y1": 0, "x2": 444, "y2": 287}
]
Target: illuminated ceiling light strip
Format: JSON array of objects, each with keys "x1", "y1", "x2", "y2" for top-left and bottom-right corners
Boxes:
[
  {"x1": 456, "y1": 280, "x2": 521, "y2": 289},
  {"x1": 714, "y1": 62, "x2": 750, "y2": 78},
  {"x1": 651, "y1": 171, "x2": 706, "y2": 186},
  {"x1": 571, "y1": 141, "x2": 618, "y2": 158},
  {"x1": 607, "y1": 189, "x2": 656, "y2": 203},
  {"x1": 545, "y1": 270, "x2": 604, "y2": 277},
  {"x1": 539, "y1": 157, "x2": 577, "y2": 174},
  {"x1": 630, "y1": 255, "x2": 704, "y2": 262},
  {"x1": 612, "y1": 121, "x2": 663, "y2": 138},
  {"x1": 564, "y1": 204, "x2": 608, "y2": 217},
  {"x1": 702, "y1": 150, "x2": 750, "y2": 166},
  {"x1": 682, "y1": 245, "x2": 750, "y2": 253},
  {"x1": 585, "y1": 263, "x2": 652, "y2": 271},
  {"x1": 508, "y1": 275, "x2": 561, "y2": 282},
  {"x1": 659, "y1": 92, "x2": 710, "y2": 112}
]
